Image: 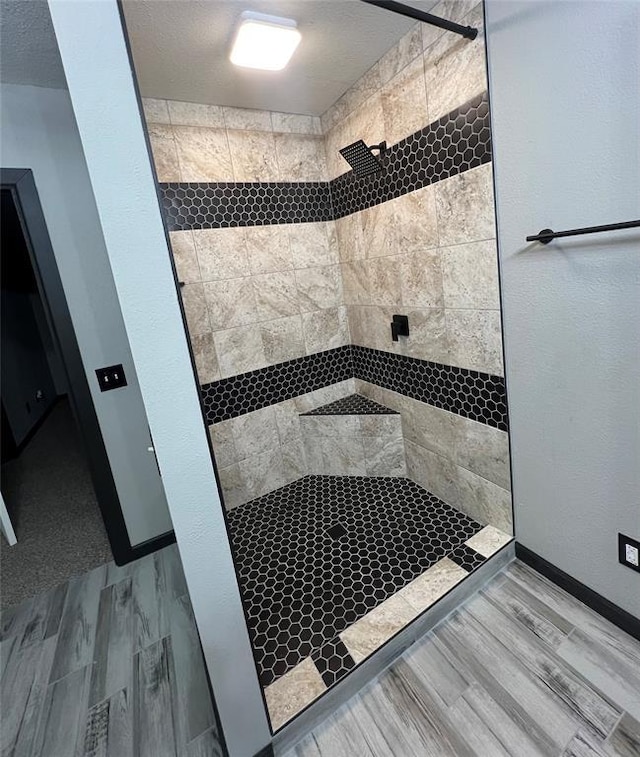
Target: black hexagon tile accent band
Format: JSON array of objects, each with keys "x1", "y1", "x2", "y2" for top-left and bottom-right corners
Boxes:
[
  {"x1": 201, "y1": 344, "x2": 508, "y2": 431},
  {"x1": 227, "y1": 475, "x2": 484, "y2": 688},
  {"x1": 331, "y1": 91, "x2": 491, "y2": 219},
  {"x1": 201, "y1": 346, "x2": 353, "y2": 424},
  {"x1": 311, "y1": 638, "x2": 356, "y2": 688},
  {"x1": 449, "y1": 544, "x2": 487, "y2": 573},
  {"x1": 300, "y1": 394, "x2": 397, "y2": 416},
  {"x1": 159, "y1": 92, "x2": 490, "y2": 231},
  {"x1": 351, "y1": 346, "x2": 508, "y2": 432},
  {"x1": 160, "y1": 181, "x2": 333, "y2": 231}
]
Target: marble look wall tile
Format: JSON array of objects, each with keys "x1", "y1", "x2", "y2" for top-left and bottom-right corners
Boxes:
[
  {"x1": 424, "y1": 5, "x2": 487, "y2": 121},
  {"x1": 169, "y1": 231, "x2": 201, "y2": 284},
  {"x1": 213, "y1": 325, "x2": 266, "y2": 377},
  {"x1": 398, "y1": 557, "x2": 468, "y2": 612},
  {"x1": 203, "y1": 277, "x2": 257, "y2": 331},
  {"x1": 400, "y1": 394, "x2": 457, "y2": 459},
  {"x1": 181, "y1": 283, "x2": 210, "y2": 336},
  {"x1": 405, "y1": 439, "x2": 461, "y2": 506},
  {"x1": 401, "y1": 308, "x2": 449, "y2": 364},
  {"x1": 274, "y1": 134, "x2": 328, "y2": 182},
  {"x1": 264, "y1": 657, "x2": 326, "y2": 731},
  {"x1": 421, "y1": 0, "x2": 479, "y2": 51},
  {"x1": 346, "y1": 306, "x2": 389, "y2": 352},
  {"x1": 301, "y1": 415, "x2": 360, "y2": 438},
  {"x1": 253, "y1": 271, "x2": 299, "y2": 321},
  {"x1": 294, "y1": 379, "x2": 356, "y2": 414},
  {"x1": 348, "y1": 63, "x2": 383, "y2": 118},
  {"x1": 148, "y1": 124, "x2": 180, "y2": 182},
  {"x1": 456, "y1": 465, "x2": 513, "y2": 535},
  {"x1": 359, "y1": 414, "x2": 403, "y2": 438},
  {"x1": 400, "y1": 248, "x2": 443, "y2": 308},
  {"x1": 142, "y1": 98, "x2": 170, "y2": 124},
  {"x1": 288, "y1": 223, "x2": 338, "y2": 269},
  {"x1": 302, "y1": 306, "x2": 350, "y2": 354},
  {"x1": 190, "y1": 332, "x2": 220, "y2": 384},
  {"x1": 208, "y1": 420, "x2": 237, "y2": 469},
  {"x1": 239, "y1": 447, "x2": 286, "y2": 500},
  {"x1": 296, "y1": 266, "x2": 343, "y2": 312},
  {"x1": 452, "y1": 415, "x2": 511, "y2": 490},
  {"x1": 366, "y1": 256, "x2": 402, "y2": 306},
  {"x1": 334, "y1": 213, "x2": 365, "y2": 262},
  {"x1": 223, "y1": 107, "x2": 273, "y2": 132},
  {"x1": 381, "y1": 56, "x2": 429, "y2": 146},
  {"x1": 465, "y1": 524, "x2": 512, "y2": 558},
  {"x1": 231, "y1": 406, "x2": 279, "y2": 461},
  {"x1": 281, "y1": 440, "x2": 307, "y2": 483},
  {"x1": 441, "y1": 239, "x2": 500, "y2": 310},
  {"x1": 393, "y1": 185, "x2": 439, "y2": 254},
  {"x1": 271, "y1": 112, "x2": 322, "y2": 135},
  {"x1": 260, "y1": 315, "x2": 305, "y2": 364},
  {"x1": 341, "y1": 261, "x2": 370, "y2": 306},
  {"x1": 435, "y1": 164, "x2": 496, "y2": 246},
  {"x1": 446, "y1": 308, "x2": 503, "y2": 375},
  {"x1": 245, "y1": 225, "x2": 293, "y2": 274},
  {"x1": 273, "y1": 400, "x2": 302, "y2": 446},
  {"x1": 378, "y1": 24, "x2": 423, "y2": 85},
  {"x1": 167, "y1": 100, "x2": 225, "y2": 128},
  {"x1": 361, "y1": 198, "x2": 395, "y2": 258},
  {"x1": 193, "y1": 227, "x2": 249, "y2": 281},
  {"x1": 407, "y1": 435, "x2": 511, "y2": 533},
  {"x1": 346, "y1": 305, "x2": 365, "y2": 346},
  {"x1": 217, "y1": 463, "x2": 247, "y2": 511},
  {"x1": 364, "y1": 436, "x2": 407, "y2": 476},
  {"x1": 173, "y1": 126, "x2": 233, "y2": 182},
  {"x1": 227, "y1": 130, "x2": 279, "y2": 182},
  {"x1": 340, "y1": 593, "x2": 418, "y2": 663},
  {"x1": 304, "y1": 436, "x2": 366, "y2": 476}
]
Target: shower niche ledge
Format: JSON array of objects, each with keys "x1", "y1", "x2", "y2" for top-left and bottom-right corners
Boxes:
[{"x1": 300, "y1": 393, "x2": 406, "y2": 477}]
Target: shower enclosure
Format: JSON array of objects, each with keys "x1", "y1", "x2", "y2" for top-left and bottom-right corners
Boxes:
[{"x1": 124, "y1": 0, "x2": 512, "y2": 733}]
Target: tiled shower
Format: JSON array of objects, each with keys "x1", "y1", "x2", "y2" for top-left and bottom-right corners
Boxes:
[{"x1": 135, "y1": 0, "x2": 513, "y2": 732}]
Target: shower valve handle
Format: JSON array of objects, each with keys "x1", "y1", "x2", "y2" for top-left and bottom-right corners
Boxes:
[{"x1": 391, "y1": 314, "x2": 409, "y2": 342}]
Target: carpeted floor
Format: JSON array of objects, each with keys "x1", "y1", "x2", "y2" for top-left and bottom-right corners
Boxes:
[{"x1": 0, "y1": 398, "x2": 113, "y2": 609}]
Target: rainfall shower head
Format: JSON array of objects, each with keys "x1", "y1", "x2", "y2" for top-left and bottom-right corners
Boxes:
[{"x1": 339, "y1": 139, "x2": 387, "y2": 178}]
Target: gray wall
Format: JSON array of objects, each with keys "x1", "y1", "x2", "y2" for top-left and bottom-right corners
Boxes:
[
  {"x1": 48, "y1": 1, "x2": 271, "y2": 755},
  {"x1": 485, "y1": 0, "x2": 640, "y2": 618},
  {"x1": 0, "y1": 83, "x2": 172, "y2": 545}
]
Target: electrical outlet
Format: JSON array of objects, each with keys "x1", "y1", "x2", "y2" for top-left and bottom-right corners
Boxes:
[{"x1": 618, "y1": 533, "x2": 640, "y2": 573}]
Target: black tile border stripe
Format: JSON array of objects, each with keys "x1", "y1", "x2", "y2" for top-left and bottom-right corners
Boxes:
[
  {"x1": 200, "y1": 344, "x2": 507, "y2": 432},
  {"x1": 159, "y1": 92, "x2": 490, "y2": 231},
  {"x1": 201, "y1": 345, "x2": 352, "y2": 425},
  {"x1": 331, "y1": 92, "x2": 490, "y2": 219},
  {"x1": 352, "y1": 345, "x2": 508, "y2": 431},
  {"x1": 160, "y1": 181, "x2": 333, "y2": 231}
]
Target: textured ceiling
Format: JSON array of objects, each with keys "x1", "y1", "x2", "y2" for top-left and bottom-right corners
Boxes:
[
  {"x1": 0, "y1": 0, "x2": 67, "y2": 89},
  {"x1": 122, "y1": 0, "x2": 434, "y2": 115},
  {"x1": 0, "y1": 0, "x2": 436, "y2": 116}
]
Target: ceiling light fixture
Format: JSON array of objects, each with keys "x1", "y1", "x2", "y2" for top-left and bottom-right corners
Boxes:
[{"x1": 230, "y1": 12, "x2": 301, "y2": 71}]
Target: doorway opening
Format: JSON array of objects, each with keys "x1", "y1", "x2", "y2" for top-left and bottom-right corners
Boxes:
[{"x1": 1, "y1": 171, "x2": 133, "y2": 610}]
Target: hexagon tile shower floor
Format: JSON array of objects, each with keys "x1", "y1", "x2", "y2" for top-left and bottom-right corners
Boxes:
[{"x1": 226, "y1": 475, "x2": 512, "y2": 731}]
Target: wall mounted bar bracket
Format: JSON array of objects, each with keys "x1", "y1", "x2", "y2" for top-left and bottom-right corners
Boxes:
[{"x1": 360, "y1": 0, "x2": 478, "y2": 40}]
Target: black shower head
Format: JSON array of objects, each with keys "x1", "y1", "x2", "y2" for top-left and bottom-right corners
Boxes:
[{"x1": 339, "y1": 139, "x2": 386, "y2": 178}]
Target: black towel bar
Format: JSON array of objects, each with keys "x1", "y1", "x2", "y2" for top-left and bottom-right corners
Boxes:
[{"x1": 526, "y1": 219, "x2": 640, "y2": 244}]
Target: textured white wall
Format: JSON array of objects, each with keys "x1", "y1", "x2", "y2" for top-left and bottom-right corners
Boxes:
[
  {"x1": 485, "y1": 0, "x2": 640, "y2": 617},
  {"x1": 0, "y1": 83, "x2": 172, "y2": 546},
  {"x1": 47, "y1": 1, "x2": 271, "y2": 755}
]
